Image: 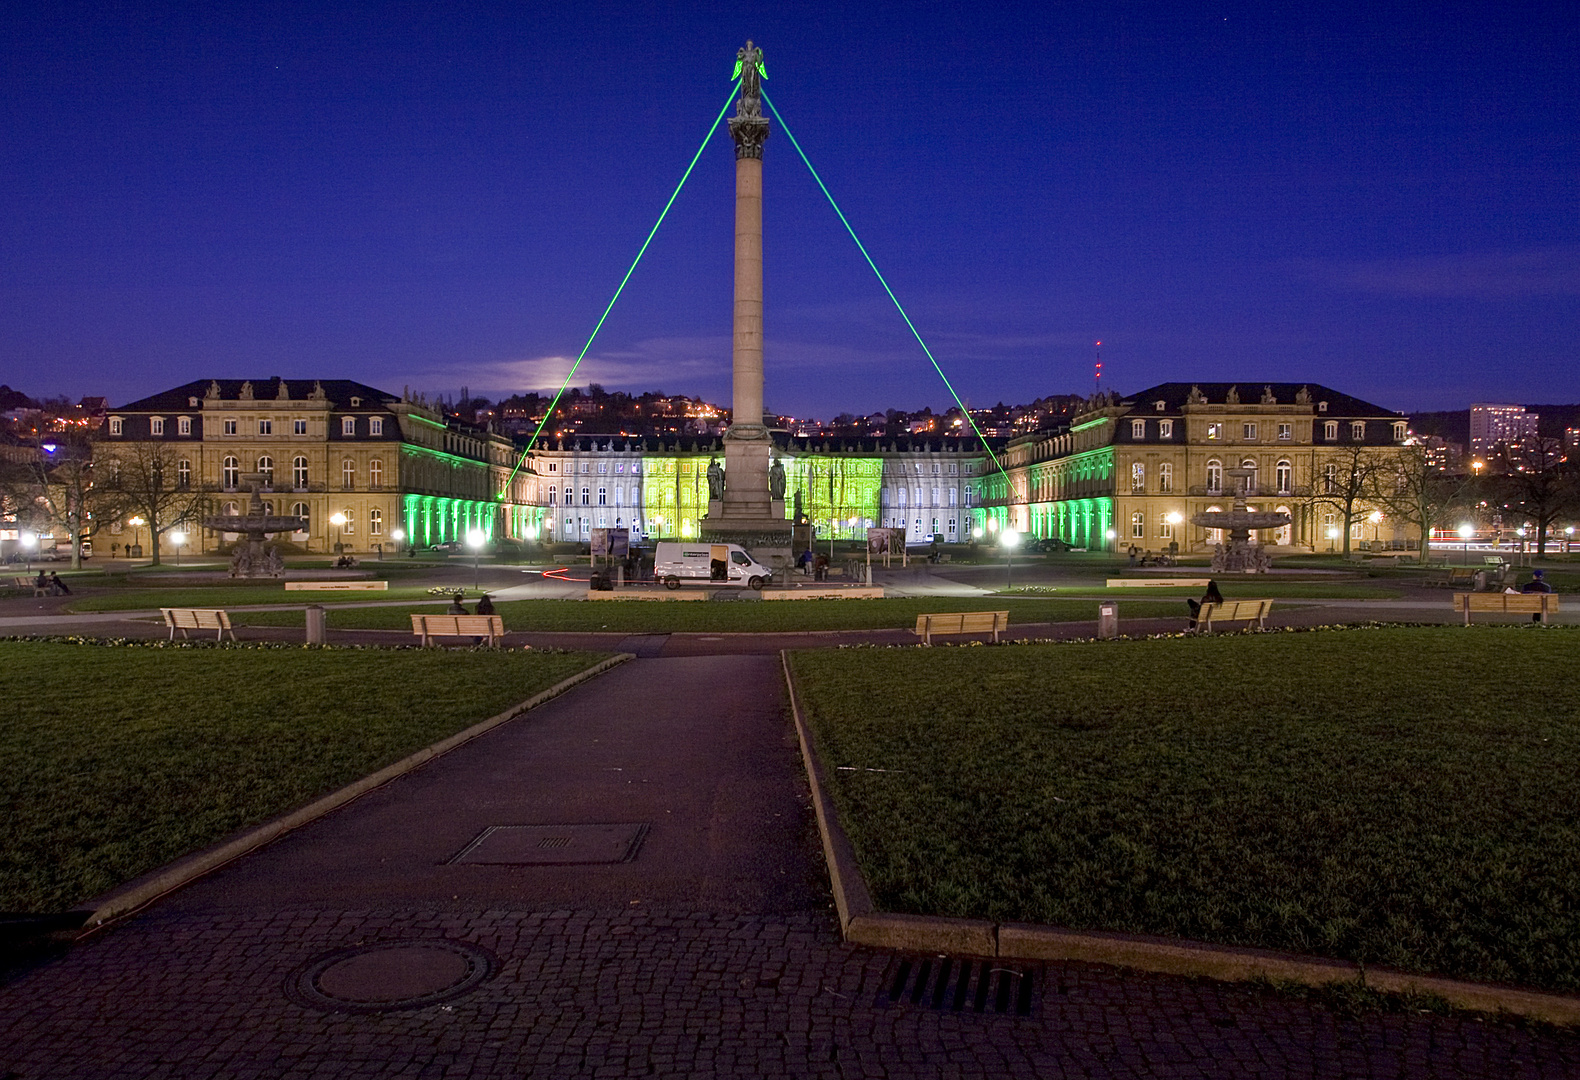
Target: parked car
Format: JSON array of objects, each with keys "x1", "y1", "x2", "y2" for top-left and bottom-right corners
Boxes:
[{"x1": 430, "y1": 541, "x2": 462, "y2": 552}]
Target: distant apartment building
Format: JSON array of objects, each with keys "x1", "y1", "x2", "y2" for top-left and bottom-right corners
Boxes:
[
  {"x1": 1566, "y1": 426, "x2": 1580, "y2": 451},
  {"x1": 1469, "y1": 403, "x2": 1539, "y2": 458}
]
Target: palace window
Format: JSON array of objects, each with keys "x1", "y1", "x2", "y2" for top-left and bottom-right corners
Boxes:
[
  {"x1": 369, "y1": 509, "x2": 382, "y2": 535},
  {"x1": 1324, "y1": 420, "x2": 1339, "y2": 440},
  {"x1": 1132, "y1": 511, "x2": 1145, "y2": 538},
  {"x1": 294, "y1": 419, "x2": 307, "y2": 435},
  {"x1": 1241, "y1": 459, "x2": 1258, "y2": 493},
  {"x1": 1159, "y1": 514, "x2": 1174, "y2": 540},
  {"x1": 223, "y1": 419, "x2": 238, "y2": 436},
  {"x1": 341, "y1": 417, "x2": 355, "y2": 436},
  {"x1": 1352, "y1": 421, "x2": 1366, "y2": 440},
  {"x1": 547, "y1": 485, "x2": 557, "y2": 504},
  {"x1": 1207, "y1": 423, "x2": 1223, "y2": 440},
  {"x1": 1276, "y1": 460, "x2": 1292, "y2": 494},
  {"x1": 1243, "y1": 422, "x2": 1257, "y2": 440},
  {"x1": 178, "y1": 416, "x2": 191, "y2": 435},
  {"x1": 598, "y1": 486, "x2": 607, "y2": 506},
  {"x1": 1392, "y1": 421, "x2": 1407, "y2": 441},
  {"x1": 581, "y1": 487, "x2": 590, "y2": 505},
  {"x1": 1324, "y1": 463, "x2": 1338, "y2": 494},
  {"x1": 1206, "y1": 459, "x2": 1222, "y2": 493},
  {"x1": 109, "y1": 417, "x2": 123, "y2": 435},
  {"x1": 1159, "y1": 419, "x2": 1173, "y2": 438},
  {"x1": 222, "y1": 456, "x2": 240, "y2": 489},
  {"x1": 1278, "y1": 422, "x2": 1292, "y2": 440},
  {"x1": 1131, "y1": 419, "x2": 1146, "y2": 439},
  {"x1": 369, "y1": 458, "x2": 383, "y2": 487},
  {"x1": 1159, "y1": 462, "x2": 1173, "y2": 493},
  {"x1": 150, "y1": 417, "x2": 165, "y2": 435},
  {"x1": 1131, "y1": 462, "x2": 1145, "y2": 493},
  {"x1": 293, "y1": 456, "x2": 309, "y2": 489},
  {"x1": 177, "y1": 459, "x2": 191, "y2": 488},
  {"x1": 340, "y1": 509, "x2": 354, "y2": 535},
  {"x1": 257, "y1": 456, "x2": 274, "y2": 486},
  {"x1": 258, "y1": 419, "x2": 272, "y2": 435},
  {"x1": 342, "y1": 459, "x2": 356, "y2": 489},
  {"x1": 370, "y1": 417, "x2": 384, "y2": 436}
]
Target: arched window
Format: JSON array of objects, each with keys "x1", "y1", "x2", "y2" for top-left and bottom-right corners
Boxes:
[
  {"x1": 222, "y1": 456, "x2": 239, "y2": 489},
  {"x1": 369, "y1": 509, "x2": 382, "y2": 535},
  {"x1": 222, "y1": 500, "x2": 239, "y2": 516},
  {"x1": 1131, "y1": 511, "x2": 1145, "y2": 538},
  {"x1": 1205, "y1": 505, "x2": 1223, "y2": 545},
  {"x1": 1241, "y1": 459, "x2": 1258, "y2": 494},
  {"x1": 1206, "y1": 460, "x2": 1222, "y2": 494},
  {"x1": 1274, "y1": 506, "x2": 1292, "y2": 545},
  {"x1": 292, "y1": 502, "x2": 310, "y2": 536},
  {"x1": 257, "y1": 455, "x2": 273, "y2": 487},
  {"x1": 1275, "y1": 460, "x2": 1292, "y2": 494},
  {"x1": 342, "y1": 458, "x2": 356, "y2": 489},
  {"x1": 293, "y1": 456, "x2": 309, "y2": 489},
  {"x1": 547, "y1": 484, "x2": 557, "y2": 505},
  {"x1": 369, "y1": 458, "x2": 383, "y2": 488}
]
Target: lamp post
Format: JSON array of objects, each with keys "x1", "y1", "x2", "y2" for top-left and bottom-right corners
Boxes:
[
  {"x1": 169, "y1": 531, "x2": 186, "y2": 567},
  {"x1": 1326, "y1": 526, "x2": 1339, "y2": 553},
  {"x1": 19, "y1": 531, "x2": 36, "y2": 571},
  {"x1": 391, "y1": 527, "x2": 405, "y2": 555},
  {"x1": 128, "y1": 516, "x2": 145, "y2": 558},
  {"x1": 1458, "y1": 522, "x2": 1474, "y2": 564},
  {"x1": 1002, "y1": 528, "x2": 1019, "y2": 590},
  {"x1": 467, "y1": 528, "x2": 485, "y2": 590},
  {"x1": 329, "y1": 512, "x2": 346, "y2": 556}
]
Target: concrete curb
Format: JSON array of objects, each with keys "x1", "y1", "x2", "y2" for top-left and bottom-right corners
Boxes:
[
  {"x1": 779, "y1": 649, "x2": 1580, "y2": 1026},
  {"x1": 81, "y1": 652, "x2": 635, "y2": 928}
]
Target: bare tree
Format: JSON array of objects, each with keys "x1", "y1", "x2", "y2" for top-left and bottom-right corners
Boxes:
[
  {"x1": 5, "y1": 433, "x2": 121, "y2": 569},
  {"x1": 1373, "y1": 445, "x2": 1477, "y2": 562},
  {"x1": 1304, "y1": 445, "x2": 1390, "y2": 557},
  {"x1": 1492, "y1": 438, "x2": 1577, "y2": 558},
  {"x1": 101, "y1": 442, "x2": 210, "y2": 567}
]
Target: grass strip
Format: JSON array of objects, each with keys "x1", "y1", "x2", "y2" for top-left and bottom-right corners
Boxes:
[
  {"x1": 65, "y1": 585, "x2": 443, "y2": 612},
  {"x1": 1003, "y1": 583, "x2": 1403, "y2": 600},
  {"x1": 229, "y1": 596, "x2": 1187, "y2": 633},
  {"x1": 790, "y1": 626, "x2": 1580, "y2": 992},
  {"x1": 0, "y1": 641, "x2": 608, "y2": 911}
]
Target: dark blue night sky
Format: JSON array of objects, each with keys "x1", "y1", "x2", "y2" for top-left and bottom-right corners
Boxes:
[{"x1": 3, "y1": 2, "x2": 1576, "y2": 415}]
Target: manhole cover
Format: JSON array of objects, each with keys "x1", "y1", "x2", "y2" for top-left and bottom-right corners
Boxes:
[
  {"x1": 286, "y1": 940, "x2": 496, "y2": 1013},
  {"x1": 876, "y1": 956, "x2": 1037, "y2": 1017},
  {"x1": 450, "y1": 823, "x2": 649, "y2": 865}
]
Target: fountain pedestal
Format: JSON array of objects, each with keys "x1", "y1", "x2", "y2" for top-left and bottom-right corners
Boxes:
[
  {"x1": 202, "y1": 473, "x2": 309, "y2": 578},
  {"x1": 1190, "y1": 468, "x2": 1291, "y2": 574}
]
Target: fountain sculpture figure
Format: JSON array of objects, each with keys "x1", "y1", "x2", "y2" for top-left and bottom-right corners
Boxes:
[
  {"x1": 201, "y1": 473, "x2": 309, "y2": 578},
  {"x1": 1190, "y1": 468, "x2": 1291, "y2": 574}
]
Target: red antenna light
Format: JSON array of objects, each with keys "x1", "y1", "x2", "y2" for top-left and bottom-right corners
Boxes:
[{"x1": 1094, "y1": 341, "x2": 1103, "y2": 395}]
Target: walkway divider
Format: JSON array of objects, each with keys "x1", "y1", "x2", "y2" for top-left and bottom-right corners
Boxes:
[
  {"x1": 79, "y1": 653, "x2": 635, "y2": 930},
  {"x1": 779, "y1": 649, "x2": 1580, "y2": 1025}
]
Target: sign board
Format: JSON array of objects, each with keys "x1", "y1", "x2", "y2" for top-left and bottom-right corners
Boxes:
[
  {"x1": 591, "y1": 527, "x2": 630, "y2": 558},
  {"x1": 866, "y1": 528, "x2": 900, "y2": 555}
]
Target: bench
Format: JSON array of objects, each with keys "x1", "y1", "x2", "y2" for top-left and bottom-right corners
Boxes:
[
  {"x1": 161, "y1": 607, "x2": 236, "y2": 642},
  {"x1": 1429, "y1": 566, "x2": 1478, "y2": 589},
  {"x1": 1453, "y1": 592, "x2": 1559, "y2": 625},
  {"x1": 410, "y1": 613, "x2": 505, "y2": 647},
  {"x1": 913, "y1": 610, "x2": 1010, "y2": 645},
  {"x1": 11, "y1": 576, "x2": 49, "y2": 597},
  {"x1": 1192, "y1": 599, "x2": 1275, "y2": 634}
]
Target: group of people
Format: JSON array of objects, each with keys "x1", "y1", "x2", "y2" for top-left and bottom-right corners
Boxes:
[
  {"x1": 32, "y1": 571, "x2": 71, "y2": 596},
  {"x1": 796, "y1": 548, "x2": 830, "y2": 581},
  {"x1": 1128, "y1": 545, "x2": 1176, "y2": 568},
  {"x1": 445, "y1": 592, "x2": 495, "y2": 616}
]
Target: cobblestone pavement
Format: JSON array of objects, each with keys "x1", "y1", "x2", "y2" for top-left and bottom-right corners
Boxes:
[{"x1": 4, "y1": 906, "x2": 1579, "y2": 1079}]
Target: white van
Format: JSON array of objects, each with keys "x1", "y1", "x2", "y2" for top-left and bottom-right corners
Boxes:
[{"x1": 652, "y1": 542, "x2": 772, "y2": 590}]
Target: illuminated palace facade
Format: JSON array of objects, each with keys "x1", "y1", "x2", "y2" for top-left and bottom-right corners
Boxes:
[
  {"x1": 103, "y1": 378, "x2": 993, "y2": 552},
  {"x1": 974, "y1": 383, "x2": 1412, "y2": 553}
]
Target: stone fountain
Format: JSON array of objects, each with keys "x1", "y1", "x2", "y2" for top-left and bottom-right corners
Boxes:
[
  {"x1": 1191, "y1": 468, "x2": 1290, "y2": 574},
  {"x1": 202, "y1": 473, "x2": 308, "y2": 578}
]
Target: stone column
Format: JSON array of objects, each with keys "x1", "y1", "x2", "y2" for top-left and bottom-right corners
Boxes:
[{"x1": 731, "y1": 152, "x2": 765, "y2": 436}]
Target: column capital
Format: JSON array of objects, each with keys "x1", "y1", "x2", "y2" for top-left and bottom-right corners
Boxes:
[
  {"x1": 729, "y1": 116, "x2": 768, "y2": 160},
  {"x1": 729, "y1": 41, "x2": 769, "y2": 160}
]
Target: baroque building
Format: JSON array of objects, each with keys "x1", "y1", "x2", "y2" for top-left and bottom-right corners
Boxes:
[{"x1": 974, "y1": 383, "x2": 1412, "y2": 553}]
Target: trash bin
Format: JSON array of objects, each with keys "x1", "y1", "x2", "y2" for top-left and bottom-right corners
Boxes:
[
  {"x1": 1098, "y1": 601, "x2": 1119, "y2": 639},
  {"x1": 305, "y1": 604, "x2": 326, "y2": 645}
]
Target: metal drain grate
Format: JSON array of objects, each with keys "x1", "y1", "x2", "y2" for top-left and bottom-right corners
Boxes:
[
  {"x1": 536, "y1": 836, "x2": 571, "y2": 849},
  {"x1": 876, "y1": 956, "x2": 1036, "y2": 1017},
  {"x1": 449, "y1": 823, "x2": 649, "y2": 865}
]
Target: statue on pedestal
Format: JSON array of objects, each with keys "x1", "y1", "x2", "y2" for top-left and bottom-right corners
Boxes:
[
  {"x1": 768, "y1": 458, "x2": 786, "y2": 500},
  {"x1": 707, "y1": 458, "x2": 725, "y2": 500}
]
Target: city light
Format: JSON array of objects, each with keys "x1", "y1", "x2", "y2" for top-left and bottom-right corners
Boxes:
[
  {"x1": 467, "y1": 528, "x2": 486, "y2": 589},
  {"x1": 169, "y1": 530, "x2": 186, "y2": 566},
  {"x1": 1165, "y1": 512, "x2": 1183, "y2": 525}
]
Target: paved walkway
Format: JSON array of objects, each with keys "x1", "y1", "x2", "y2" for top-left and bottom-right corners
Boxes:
[{"x1": 4, "y1": 655, "x2": 1579, "y2": 1077}]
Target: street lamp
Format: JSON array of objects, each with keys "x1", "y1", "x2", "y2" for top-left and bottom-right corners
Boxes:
[
  {"x1": 329, "y1": 512, "x2": 346, "y2": 556},
  {"x1": 391, "y1": 527, "x2": 405, "y2": 554},
  {"x1": 467, "y1": 528, "x2": 486, "y2": 590},
  {"x1": 1326, "y1": 526, "x2": 1339, "y2": 553},
  {"x1": 1002, "y1": 528, "x2": 1019, "y2": 590},
  {"x1": 19, "y1": 531, "x2": 36, "y2": 571},
  {"x1": 169, "y1": 530, "x2": 186, "y2": 566},
  {"x1": 128, "y1": 516, "x2": 145, "y2": 558},
  {"x1": 1458, "y1": 522, "x2": 1475, "y2": 563}
]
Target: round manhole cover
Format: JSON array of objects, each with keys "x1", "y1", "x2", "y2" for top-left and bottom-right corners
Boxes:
[{"x1": 287, "y1": 940, "x2": 496, "y2": 1013}]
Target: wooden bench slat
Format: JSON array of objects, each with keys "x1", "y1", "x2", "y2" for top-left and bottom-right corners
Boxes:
[
  {"x1": 1452, "y1": 592, "x2": 1558, "y2": 624},
  {"x1": 912, "y1": 610, "x2": 1010, "y2": 644},
  {"x1": 160, "y1": 608, "x2": 235, "y2": 641},
  {"x1": 411, "y1": 613, "x2": 506, "y2": 646},
  {"x1": 1194, "y1": 599, "x2": 1274, "y2": 634}
]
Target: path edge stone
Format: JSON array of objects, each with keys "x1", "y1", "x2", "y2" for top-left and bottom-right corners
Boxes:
[
  {"x1": 81, "y1": 652, "x2": 635, "y2": 928},
  {"x1": 779, "y1": 649, "x2": 1580, "y2": 1026}
]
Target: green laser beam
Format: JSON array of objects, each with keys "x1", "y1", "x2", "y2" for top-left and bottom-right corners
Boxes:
[
  {"x1": 500, "y1": 82, "x2": 742, "y2": 497},
  {"x1": 760, "y1": 90, "x2": 1009, "y2": 485}
]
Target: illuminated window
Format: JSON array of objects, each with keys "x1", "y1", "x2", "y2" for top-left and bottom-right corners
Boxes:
[
  {"x1": 1159, "y1": 420, "x2": 1173, "y2": 439},
  {"x1": 369, "y1": 509, "x2": 382, "y2": 535},
  {"x1": 293, "y1": 456, "x2": 309, "y2": 489},
  {"x1": 222, "y1": 456, "x2": 240, "y2": 488},
  {"x1": 1131, "y1": 511, "x2": 1145, "y2": 538},
  {"x1": 1276, "y1": 460, "x2": 1292, "y2": 494},
  {"x1": 1207, "y1": 423, "x2": 1223, "y2": 440},
  {"x1": 294, "y1": 418, "x2": 307, "y2": 435},
  {"x1": 258, "y1": 418, "x2": 272, "y2": 435},
  {"x1": 1278, "y1": 423, "x2": 1292, "y2": 440},
  {"x1": 342, "y1": 417, "x2": 356, "y2": 436},
  {"x1": 178, "y1": 416, "x2": 191, "y2": 435},
  {"x1": 369, "y1": 458, "x2": 383, "y2": 487},
  {"x1": 109, "y1": 417, "x2": 123, "y2": 435},
  {"x1": 1324, "y1": 464, "x2": 1338, "y2": 493},
  {"x1": 1159, "y1": 514, "x2": 1173, "y2": 540},
  {"x1": 1392, "y1": 421, "x2": 1406, "y2": 441},
  {"x1": 341, "y1": 509, "x2": 354, "y2": 534},
  {"x1": 342, "y1": 459, "x2": 356, "y2": 488},
  {"x1": 1131, "y1": 462, "x2": 1145, "y2": 493},
  {"x1": 150, "y1": 417, "x2": 164, "y2": 435},
  {"x1": 949, "y1": 488, "x2": 957, "y2": 506},
  {"x1": 177, "y1": 459, "x2": 191, "y2": 488},
  {"x1": 1206, "y1": 460, "x2": 1222, "y2": 493},
  {"x1": 257, "y1": 455, "x2": 273, "y2": 486},
  {"x1": 1159, "y1": 463, "x2": 1173, "y2": 493}
]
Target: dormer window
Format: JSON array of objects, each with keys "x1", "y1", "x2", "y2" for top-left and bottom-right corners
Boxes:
[
  {"x1": 109, "y1": 417, "x2": 123, "y2": 435},
  {"x1": 1131, "y1": 419, "x2": 1146, "y2": 439},
  {"x1": 1324, "y1": 420, "x2": 1339, "y2": 440},
  {"x1": 1393, "y1": 421, "x2": 1407, "y2": 441},
  {"x1": 1159, "y1": 419, "x2": 1173, "y2": 439},
  {"x1": 1154, "y1": 400, "x2": 1166, "y2": 412},
  {"x1": 150, "y1": 417, "x2": 164, "y2": 435},
  {"x1": 341, "y1": 417, "x2": 355, "y2": 436},
  {"x1": 1352, "y1": 421, "x2": 1366, "y2": 440},
  {"x1": 188, "y1": 397, "x2": 199, "y2": 407},
  {"x1": 350, "y1": 396, "x2": 362, "y2": 407},
  {"x1": 370, "y1": 416, "x2": 383, "y2": 436},
  {"x1": 1318, "y1": 401, "x2": 1328, "y2": 412},
  {"x1": 178, "y1": 416, "x2": 192, "y2": 435}
]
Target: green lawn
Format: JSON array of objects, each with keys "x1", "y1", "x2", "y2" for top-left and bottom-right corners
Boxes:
[
  {"x1": 66, "y1": 585, "x2": 444, "y2": 612},
  {"x1": 791, "y1": 627, "x2": 1580, "y2": 992},
  {"x1": 1002, "y1": 583, "x2": 1402, "y2": 600},
  {"x1": 230, "y1": 596, "x2": 1187, "y2": 633},
  {"x1": 0, "y1": 642, "x2": 610, "y2": 912}
]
